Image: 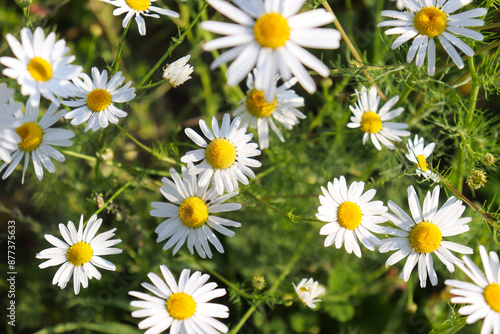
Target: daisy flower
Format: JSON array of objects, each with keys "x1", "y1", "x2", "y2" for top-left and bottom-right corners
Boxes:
[
  {"x1": 100, "y1": 0, "x2": 179, "y2": 36},
  {"x1": 0, "y1": 27, "x2": 82, "y2": 107},
  {"x1": 150, "y1": 165, "x2": 242, "y2": 259},
  {"x1": 181, "y1": 113, "x2": 261, "y2": 195},
  {"x1": 378, "y1": 0, "x2": 487, "y2": 75},
  {"x1": 36, "y1": 214, "x2": 122, "y2": 295},
  {"x1": 380, "y1": 185, "x2": 473, "y2": 288},
  {"x1": 163, "y1": 55, "x2": 194, "y2": 87},
  {"x1": 406, "y1": 134, "x2": 439, "y2": 181},
  {"x1": 316, "y1": 175, "x2": 389, "y2": 258},
  {"x1": 129, "y1": 265, "x2": 229, "y2": 333},
  {"x1": 347, "y1": 86, "x2": 410, "y2": 150},
  {"x1": 0, "y1": 83, "x2": 23, "y2": 163},
  {"x1": 445, "y1": 245, "x2": 500, "y2": 334},
  {"x1": 0, "y1": 101, "x2": 75, "y2": 183},
  {"x1": 200, "y1": 0, "x2": 341, "y2": 101},
  {"x1": 233, "y1": 69, "x2": 305, "y2": 149},
  {"x1": 293, "y1": 278, "x2": 325, "y2": 309},
  {"x1": 63, "y1": 67, "x2": 136, "y2": 132}
]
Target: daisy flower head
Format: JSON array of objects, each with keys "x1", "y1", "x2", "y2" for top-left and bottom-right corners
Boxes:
[
  {"x1": 233, "y1": 69, "x2": 305, "y2": 149},
  {"x1": 0, "y1": 101, "x2": 75, "y2": 183},
  {"x1": 0, "y1": 27, "x2": 82, "y2": 107},
  {"x1": 200, "y1": 0, "x2": 341, "y2": 102},
  {"x1": 0, "y1": 83, "x2": 23, "y2": 163},
  {"x1": 36, "y1": 214, "x2": 122, "y2": 295},
  {"x1": 293, "y1": 278, "x2": 325, "y2": 309},
  {"x1": 445, "y1": 245, "x2": 500, "y2": 334},
  {"x1": 129, "y1": 265, "x2": 229, "y2": 333},
  {"x1": 100, "y1": 0, "x2": 179, "y2": 36},
  {"x1": 181, "y1": 113, "x2": 262, "y2": 195},
  {"x1": 380, "y1": 185, "x2": 473, "y2": 288},
  {"x1": 150, "y1": 164, "x2": 242, "y2": 259},
  {"x1": 378, "y1": 0, "x2": 487, "y2": 75},
  {"x1": 347, "y1": 86, "x2": 410, "y2": 150},
  {"x1": 316, "y1": 175, "x2": 389, "y2": 258},
  {"x1": 406, "y1": 134, "x2": 440, "y2": 181},
  {"x1": 163, "y1": 55, "x2": 194, "y2": 88},
  {"x1": 63, "y1": 67, "x2": 136, "y2": 132}
]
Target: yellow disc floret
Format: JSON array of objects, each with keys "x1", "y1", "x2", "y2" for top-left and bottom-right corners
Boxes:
[
  {"x1": 409, "y1": 222, "x2": 442, "y2": 253},
  {"x1": 16, "y1": 122, "x2": 43, "y2": 152},
  {"x1": 245, "y1": 89, "x2": 277, "y2": 118},
  {"x1": 360, "y1": 111, "x2": 383, "y2": 134},
  {"x1": 484, "y1": 283, "x2": 500, "y2": 313},
  {"x1": 66, "y1": 241, "x2": 93, "y2": 267},
  {"x1": 179, "y1": 197, "x2": 209, "y2": 228},
  {"x1": 205, "y1": 138, "x2": 237, "y2": 170},
  {"x1": 254, "y1": 13, "x2": 290, "y2": 48},
  {"x1": 125, "y1": 0, "x2": 150, "y2": 11},
  {"x1": 416, "y1": 154, "x2": 428, "y2": 172},
  {"x1": 337, "y1": 202, "x2": 363, "y2": 230},
  {"x1": 27, "y1": 57, "x2": 53, "y2": 82},
  {"x1": 414, "y1": 7, "x2": 447, "y2": 38},
  {"x1": 86, "y1": 89, "x2": 112, "y2": 112},
  {"x1": 166, "y1": 292, "x2": 197, "y2": 320}
]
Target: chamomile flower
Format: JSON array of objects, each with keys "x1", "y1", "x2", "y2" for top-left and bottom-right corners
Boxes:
[
  {"x1": 201, "y1": 0, "x2": 341, "y2": 102},
  {"x1": 445, "y1": 245, "x2": 500, "y2": 334},
  {"x1": 380, "y1": 185, "x2": 473, "y2": 288},
  {"x1": 293, "y1": 278, "x2": 325, "y2": 309},
  {"x1": 347, "y1": 86, "x2": 410, "y2": 150},
  {"x1": 129, "y1": 265, "x2": 229, "y2": 334},
  {"x1": 233, "y1": 70, "x2": 305, "y2": 149},
  {"x1": 406, "y1": 134, "x2": 439, "y2": 181},
  {"x1": 0, "y1": 83, "x2": 23, "y2": 163},
  {"x1": 181, "y1": 113, "x2": 261, "y2": 195},
  {"x1": 36, "y1": 214, "x2": 122, "y2": 295},
  {"x1": 317, "y1": 175, "x2": 389, "y2": 258},
  {"x1": 63, "y1": 67, "x2": 135, "y2": 132},
  {"x1": 0, "y1": 27, "x2": 82, "y2": 107},
  {"x1": 100, "y1": 0, "x2": 179, "y2": 36},
  {"x1": 163, "y1": 55, "x2": 194, "y2": 87},
  {"x1": 378, "y1": 0, "x2": 487, "y2": 75},
  {"x1": 0, "y1": 101, "x2": 74, "y2": 183},
  {"x1": 150, "y1": 165, "x2": 242, "y2": 259}
]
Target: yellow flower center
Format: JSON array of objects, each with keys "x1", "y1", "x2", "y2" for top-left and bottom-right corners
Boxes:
[
  {"x1": 166, "y1": 292, "x2": 197, "y2": 320},
  {"x1": 337, "y1": 202, "x2": 362, "y2": 230},
  {"x1": 416, "y1": 154, "x2": 428, "y2": 172},
  {"x1": 86, "y1": 89, "x2": 112, "y2": 112},
  {"x1": 178, "y1": 197, "x2": 209, "y2": 228},
  {"x1": 66, "y1": 241, "x2": 93, "y2": 267},
  {"x1": 360, "y1": 111, "x2": 383, "y2": 134},
  {"x1": 125, "y1": 0, "x2": 150, "y2": 11},
  {"x1": 27, "y1": 57, "x2": 53, "y2": 82},
  {"x1": 299, "y1": 287, "x2": 308, "y2": 292},
  {"x1": 484, "y1": 284, "x2": 500, "y2": 313},
  {"x1": 413, "y1": 7, "x2": 447, "y2": 38},
  {"x1": 205, "y1": 138, "x2": 237, "y2": 170},
  {"x1": 409, "y1": 222, "x2": 442, "y2": 253},
  {"x1": 253, "y1": 13, "x2": 290, "y2": 48},
  {"x1": 16, "y1": 122, "x2": 43, "y2": 152},
  {"x1": 245, "y1": 89, "x2": 277, "y2": 118}
]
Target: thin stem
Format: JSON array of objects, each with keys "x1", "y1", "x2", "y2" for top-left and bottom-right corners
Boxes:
[
  {"x1": 193, "y1": 260, "x2": 252, "y2": 299},
  {"x1": 136, "y1": 80, "x2": 167, "y2": 91},
  {"x1": 112, "y1": 21, "x2": 130, "y2": 75}
]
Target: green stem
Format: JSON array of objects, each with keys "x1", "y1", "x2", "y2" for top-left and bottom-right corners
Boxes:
[
  {"x1": 112, "y1": 21, "x2": 130, "y2": 75},
  {"x1": 193, "y1": 260, "x2": 252, "y2": 299},
  {"x1": 23, "y1": 7, "x2": 32, "y2": 29},
  {"x1": 372, "y1": 0, "x2": 385, "y2": 64},
  {"x1": 136, "y1": 80, "x2": 167, "y2": 91}
]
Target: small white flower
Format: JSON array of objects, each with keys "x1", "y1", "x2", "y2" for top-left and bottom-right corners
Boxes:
[
  {"x1": 0, "y1": 83, "x2": 23, "y2": 163},
  {"x1": 347, "y1": 86, "x2": 410, "y2": 150},
  {"x1": 0, "y1": 27, "x2": 82, "y2": 107},
  {"x1": 36, "y1": 214, "x2": 122, "y2": 295},
  {"x1": 150, "y1": 165, "x2": 242, "y2": 259},
  {"x1": 0, "y1": 100, "x2": 75, "y2": 183},
  {"x1": 181, "y1": 113, "x2": 262, "y2": 195},
  {"x1": 163, "y1": 55, "x2": 194, "y2": 87},
  {"x1": 445, "y1": 245, "x2": 500, "y2": 334},
  {"x1": 378, "y1": 0, "x2": 487, "y2": 75},
  {"x1": 380, "y1": 185, "x2": 473, "y2": 288},
  {"x1": 233, "y1": 70, "x2": 305, "y2": 149},
  {"x1": 129, "y1": 265, "x2": 229, "y2": 333},
  {"x1": 293, "y1": 278, "x2": 325, "y2": 309},
  {"x1": 406, "y1": 134, "x2": 439, "y2": 181},
  {"x1": 63, "y1": 67, "x2": 135, "y2": 132},
  {"x1": 100, "y1": 0, "x2": 179, "y2": 36},
  {"x1": 317, "y1": 175, "x2": 389, "y2": 258}
]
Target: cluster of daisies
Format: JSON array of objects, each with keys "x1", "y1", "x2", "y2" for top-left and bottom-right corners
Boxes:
[{"x1": 1, "y1": 0, "x2": 497, "y2": 332}]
